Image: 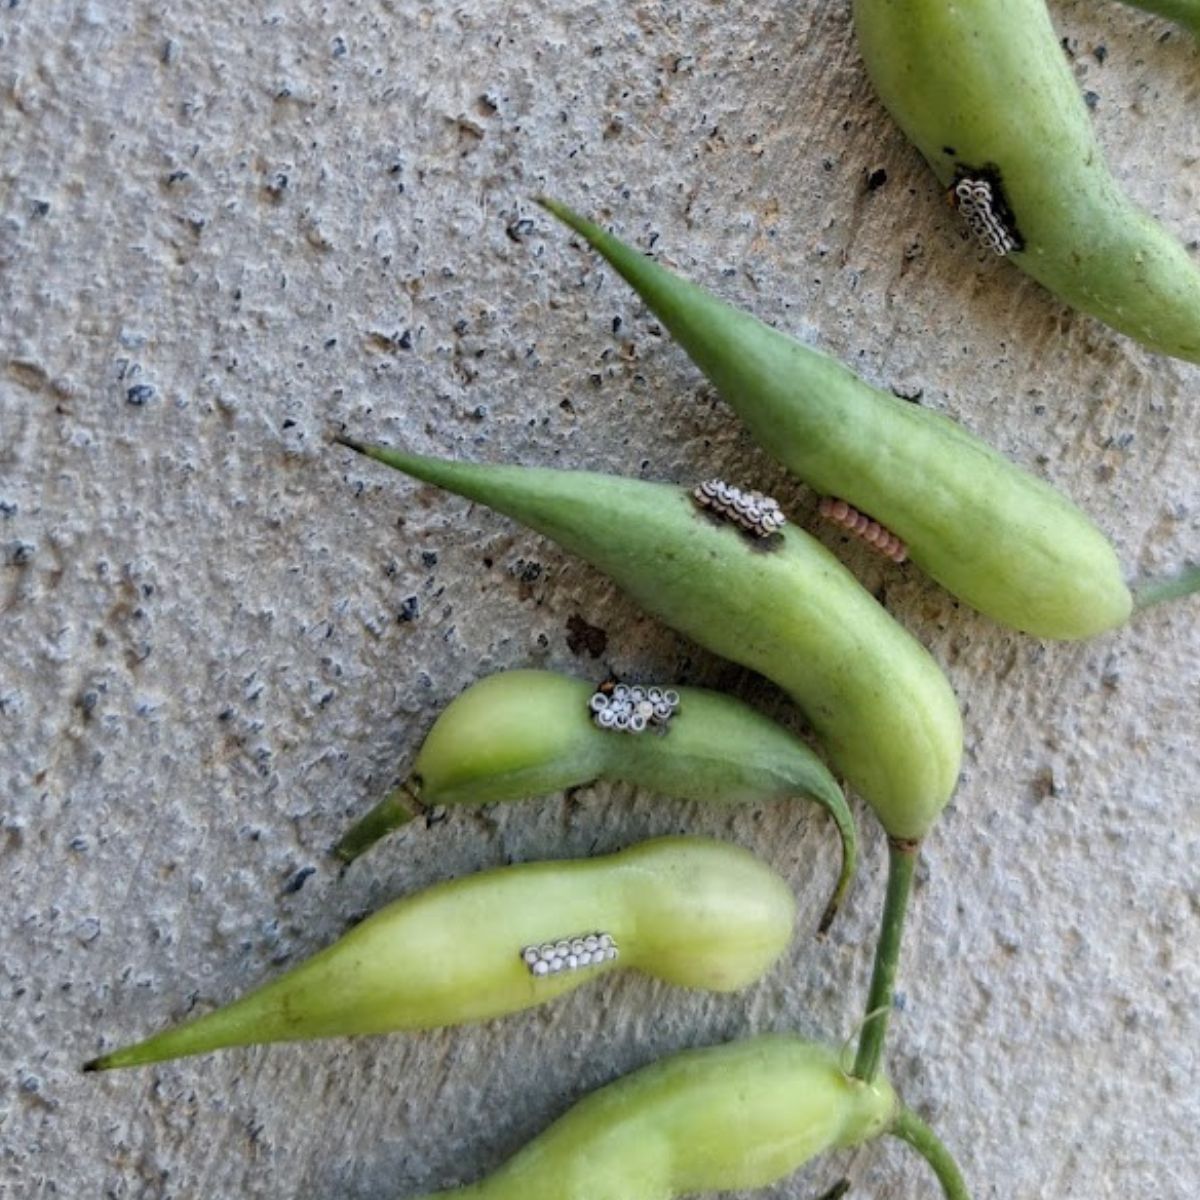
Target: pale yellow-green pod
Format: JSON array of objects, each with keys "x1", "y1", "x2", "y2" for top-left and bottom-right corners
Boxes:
[
  {"x1": 854, "y1": 0, "x2": 1200, "y2": 362},
  {"x1": 335, "y1": 669, "x2": 858, "y2": 930},
  {"x1": 83, "y1": 838, "x2": 795, "y2": 1071},
  {"x1": 411, "y1": 1036, "x2": 898, "y2": 1200}
]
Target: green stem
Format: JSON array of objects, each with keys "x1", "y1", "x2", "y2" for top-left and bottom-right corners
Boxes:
[
  {"x1": 851, "y1": 837, "x2": 918, "y2": 1082},
  {"x1": 1131, "y1": 563, "x2": 1200, "y2": 613},
  {"x1": 891, "y1": 1108, "x2": 972, "y2": 1200},
  {"x1": 333, "y1": 781, "x2": 426, "y2": 862}
]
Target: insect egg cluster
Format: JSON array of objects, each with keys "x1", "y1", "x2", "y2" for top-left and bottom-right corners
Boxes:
[
  {"x1": 521, "y1": 932, "x2": 618, "y2": 977},
  {"x1": 953, "y1": 177, "x2": 1019, "y2": 256},
  {"x1": 693, "y1": 479, "x2": 787, "y2": 538},
  {"x1": 588, "y1": 683, "x2": 680, "y2": 733},
  {"x1": 818, "y1": 497, "x2": 908, "y2": 564}
]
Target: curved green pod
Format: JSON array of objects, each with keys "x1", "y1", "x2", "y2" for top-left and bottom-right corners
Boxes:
[
  {"x1": 538, "y1": 199, "x2": 1132, "y2": 641},
  {"x1": 852, "y1": 0, "x2": 1200, "y2": 363},
  {"x1": 411, "y1": 1036, "x2": 898, "y2": 1200},
  {"x1": 335, "y1": 668, "x2": 858, "y2": 930},
  {"x1": 83, "y1": 837, "x2": 794, "y2": 1071},
  {"x1": 1116, "y1": 0, "x2": 1200, "y2": 37},
  {"x1": 335, "y1": 441, "x2": 963, "y2": 841}
]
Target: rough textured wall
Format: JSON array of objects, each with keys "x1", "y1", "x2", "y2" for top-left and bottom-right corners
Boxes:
[{"x1": 2, "y1": 1, "x2": 1197, "y2": 1197}]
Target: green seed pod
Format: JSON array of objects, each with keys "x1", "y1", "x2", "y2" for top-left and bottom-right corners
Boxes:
[
  {"x1": 538, "y1": 199, "x2": 1132, "y2": 641},
  {"x1": 335, "y1": 668, "x2": 858, "y2": 930},
  {"x1": 410, "y1": 1035, "x2": 897, "y2": 1200},
  {"x1": 335, "y1": 441, "x2": 963, "y2": 841},
  {"x1": 83, "y1": 837, "x2": 795, "y2": 1071},
  {"x1": 1117, "y1": 0, "x2": 1200, "y2": 37},
  {"x1": 852, "y1": 0, "x2": 1200, "y2": 363}
]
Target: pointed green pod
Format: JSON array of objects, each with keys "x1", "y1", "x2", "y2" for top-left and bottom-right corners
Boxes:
[
  {"x1": 335, "y1": 668, "x2": 858, "y2": 930},
  {"x1": 335, "y1": 441, "x2": 963, "y2": 840},
  {"x1": 83, "y1": 837, "x2": 795, "y2": 1070},
  {"x1": 411, "y1": 1036, "x2": 898, "y2": 1200},
  {"x1": 1115, "y1": 0, "x2": 1200, "y2": 38},
  {"x1": 852, "y1": 0, "x2": 1200, "y2": 363},
  {"x1": 538, "y1": 199, "x2": 1132, "y2": 641}
]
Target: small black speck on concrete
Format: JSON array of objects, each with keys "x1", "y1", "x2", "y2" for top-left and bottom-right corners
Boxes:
[
  {"x1": 283, "y1": 865, "x2": 317, "y2": 894},
  {"x1": 126, "y1": 384, "x2": 156, "y2": 406},
  {"x1": 506, "y1": 217, "x2": 535, "y2": 243},
  {"x1": 866, "y1": 168, "x2": 888, "y2": 192},
  {"x1": 398, "y1": 329, "x2": 413, "y2": 350},
  {"x1": 398, "y1": 595, "x2": 420, "y2": 622},
  {"x1": 421, "y1": 550, "x2": 438, "y2": 568},
  {"x1": 1084, "y1": 91, "x2": 1099, "y2": 110}
]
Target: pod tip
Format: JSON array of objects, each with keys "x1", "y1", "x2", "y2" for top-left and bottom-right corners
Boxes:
[
  {"x1": 332, "y1": 783, "x2": 426, "y2": 863},
  {"x1": 330, "y1": 837, "x2": 361, "y2": 865},
  {"x1": 534, "y1": 195, "x2": 588, "y2": 236},
  {"x1": 331, "y1": 432, "x2": 367, "y2": 455},
  {"x1": 81, "y1": 1056, "x2": 105, "y2": 1073}
]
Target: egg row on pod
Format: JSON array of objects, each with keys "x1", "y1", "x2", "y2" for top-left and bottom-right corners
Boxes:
[
  {"x1": 588, "y1": 683, "x2": 681, "y2": 734},
  {"x1": 693, "y1": 478, "x2": 786, "y2": 538},
  {"x1": 520, "y1": 932, "x2": 619, "y2": 977},
  {"x1": 953, "y1": 177, "x2": 1019, "y2": 256}
]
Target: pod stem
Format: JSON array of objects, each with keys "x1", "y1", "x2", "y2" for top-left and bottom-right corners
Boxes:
[
  {"x1": 1130, "y1": 563, "x2": 1200, "y2": 614},
  {"x1": 851, "y1": 836, "x2": 919, "y2": 1083},
  {"x1": 891, "y1": 1107, "x2": 972, "y2": 1200},
  {"x1": 333, "y1": 780, "x2": 426, "y2": 863}
]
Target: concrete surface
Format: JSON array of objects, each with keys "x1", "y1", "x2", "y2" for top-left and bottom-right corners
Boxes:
[{"x1": 2, "y1": 1, "x2": 1198, "y2": 1197}]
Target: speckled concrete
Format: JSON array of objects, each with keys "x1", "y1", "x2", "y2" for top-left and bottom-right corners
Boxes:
[{"x1": 2, "y1": 2, "x2": 1197, "y2": 1197}]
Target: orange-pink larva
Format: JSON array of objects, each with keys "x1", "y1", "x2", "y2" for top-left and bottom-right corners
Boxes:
[{"x1": 819, "y1": 497, "x2": 908, "y2": 565}]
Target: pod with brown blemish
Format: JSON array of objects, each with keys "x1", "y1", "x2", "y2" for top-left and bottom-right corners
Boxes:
[
  {"x1": 333, "y1": 441, "x2": 963, "y2": 843},
  {"x1": 852, "y1": 0, "x2": 1200, "y2": 362},
  {"x1": 407, "y1": 1035, "x2": 970, "y2": 1200},
  {"x1": 335, "y1": 668, "x2": 858, "y2": 930},
  {"x1": 537, "y1": 198, "x2": 1133, "y2": 641},
  {"x1": 82, "y1": 837, "x2": 795, "y2": 1071}
]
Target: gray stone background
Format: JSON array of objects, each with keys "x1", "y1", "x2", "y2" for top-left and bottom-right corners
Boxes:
[{"x1": 2, "y1": 1, "x2": 1197, "y2": 1197}]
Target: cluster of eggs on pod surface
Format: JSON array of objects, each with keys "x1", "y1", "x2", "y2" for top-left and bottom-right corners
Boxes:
[
  {"x1": 952, "y1": 177, "x2": 1020, "y2": 257},
  {"x1": 520, "y1": 932, "x2": 619, "y2": 977},
  {"x1": 693, "y1": 479, "x2": 786, "y2": 538},
  {"x1": 588, "y1": 683, "x2": 681, "y2": 734}
]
